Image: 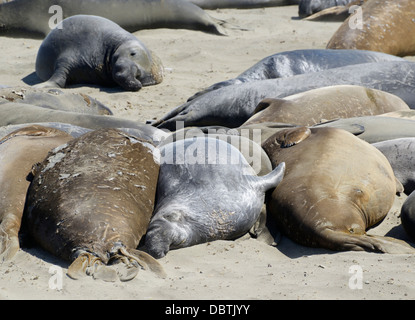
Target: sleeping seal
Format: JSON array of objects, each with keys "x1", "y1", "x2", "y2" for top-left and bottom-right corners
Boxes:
[
  {"x1": 24, "y1": 128, "x2": 165, "y2": 281},
  {"x1": 143, "y1": 137, "x2": 285, "y2": 258},
  {"x1": 35, "y1": 15, "x2": 163, "y2": 91},
  {"x1": 262, "y1": 126, "x2": 415, "y2": 253}
]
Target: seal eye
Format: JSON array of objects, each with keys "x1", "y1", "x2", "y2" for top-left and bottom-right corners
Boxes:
[{"x1": 130, "y1": 52, "x2": 136, "y2": 56}]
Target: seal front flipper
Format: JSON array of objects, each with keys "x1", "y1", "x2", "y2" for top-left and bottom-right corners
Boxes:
[{"x1": 274, "y1": 126, "x2": 311, "y2": 148}]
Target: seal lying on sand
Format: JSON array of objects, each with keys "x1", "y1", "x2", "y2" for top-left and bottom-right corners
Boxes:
[
  {"x1": 244, "y1": 85, "x2": 410, "y2": 126},
  {"x1": 0, "y1": 103, "x2": 167, "y2": 144},
  {"x1": 327, "y1": 0, "x2": 415, "y2": 57},
  {"x1": 262, "y1": 126, "x2": 415, "y2": 253},
  {"x1": 0, "y1": 87, "x2": 112, "y2": 115},
  {"x1": 401, "y1": 191, "x2": 415, "y2": 242},
  {"x1": 35, "y1": 15, "x2": 163, "y2": 91},
  {"x1": 298, "y1": 0, "x2": 355, "y2": 17},
  {"x1": 24, "y1": 128, "x2": 165, "y2": 281},
  {"x1": 187, "y1": 49, "x2": 404, "y2": 101},
  {"x1": 0, "y1": 125, "x2": 73, "y2": 262},
  {"x1": 142, "y1": 137, "x2": 285, "y2": 258},
  {"x1": 0, "y1": 0, "x2": 228, "y2": 37},
  {"x1": 154, "y1": 61, "x2": 415, "y2": 130}
]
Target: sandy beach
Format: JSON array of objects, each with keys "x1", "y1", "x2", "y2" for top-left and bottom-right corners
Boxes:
[{"x1": 1, "y1": 4, "x2": 415, "y2": 301}]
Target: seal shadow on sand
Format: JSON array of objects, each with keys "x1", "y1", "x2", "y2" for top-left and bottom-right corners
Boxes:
[{"x1": 22, "y1": 72, "x2": 130, "y2": 93}]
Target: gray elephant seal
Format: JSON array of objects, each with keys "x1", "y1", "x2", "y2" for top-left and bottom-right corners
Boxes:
[
  {"x1": 0, "y1": 0, "x2": 228, "y2": 37},
  {"x1": 262, "y1": 126, "x2": 414, "y2": 253},
  {"x1": 298, "y1": 0, "x2": 355, "y2": 17},
  {"x1": 188, "y1": 49, "x2": 404, "y2": 101},
  {"x1": 327, "y1": 0, "x2": 415, "y2": 57},
  {"x1": 142, "y1": 137, "x2": 285, "y2": 258},
  {"x1": 244, "y1": 85, "x2": 410, "y2": 127},
  {"x1": 0, "y1": 87, "x2": 112, "y2": 115},
  {"x1": 35, "y1": 15, "x2": 163, "y2": 91},
  {"x1": 155, "y1": 61, "x2": 415, "y2": 130},
  {"x1": 24, "y1": 128, "x2": 165, "y2": 281},
  {"x1": 373, "y1": 138, "x2": 415, "y2": 195},
  {"x1": 0, "y1": 125, "x2": 73, "y2": 262}
]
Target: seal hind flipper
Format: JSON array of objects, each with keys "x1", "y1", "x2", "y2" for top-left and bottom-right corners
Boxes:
[
  {"x1": 0, "y1": 227, "x2": 20, "y2": 262},
  {"x1": 128, "y1": 248, "x2": 167, "y2": 279},
  {"x1": 275, "y1": 127, "x2": 311, "y2": 148},
  {"x1": 67, "y1": 252, "x2": 103, "y2": 280},
  {"x1": 321, "y1": 230, "x2": 415, "y2": 254}
]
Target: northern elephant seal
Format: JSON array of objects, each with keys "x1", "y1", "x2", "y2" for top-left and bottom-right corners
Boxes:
[
  {"x1": 35, "y1": 15, "x2": 163, "y2": 91},
  {"x1": 262, "y1": 126, "x2": 414, "y2": 253},
  {"x1": 298, "y1": 0, "x2": 355, "y2": 17},
  {"x1": 0, "y1": 125, "x2": 73, "y2": 262},
  {"x1": 24, "y1": 128, "x2": 165, "y2": 281},
  {"x1": 304, "y1": 0, "x2": 365, "y2": 21},
  {"x1": 142, "y1": 137, "x2": 285, "y2": 258},
  {"x1": 0, "y1": 87, "x2": 112, "y2": 115},
  {"x1": 373, "y1": 138, "x2": 415, "y2": 195},
  {"x1": 315, "y1": 116, "x2": 415, "y2": 143},
  {"x1": 0, "y1": 103, "x2": 167, "y2": 144},
  {"x1": 244, "y1": 85, "x2": 410, "y2": 126},
  {"x1": 187, "y1": 0, "x2": 299, "y2": 9},
  {"x1": 188, "y1": 49, "x2": 404, "y2": 101},
  {"x1": 154, "y1": 61, "x2": 415, "y2": 130},
  {"x1": 0, "y1": 0, "x2": 228, "y2": 37},
  {"x1": 327, "y1": 0, "x2": 415, "y2": 57}
]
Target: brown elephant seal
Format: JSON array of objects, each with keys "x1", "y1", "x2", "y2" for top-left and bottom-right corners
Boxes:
[
  {"x1": 0, "y1": 125, "x2": 73, "y2": 262},
  {"x1": 35, "y1": 15, "x2": 163, "y2": 91},
  {"x1": 0, "y1": 87, "x2": 112, "y2": 115},
  {"x1": 243, "y1": 85, "x2": 410, "y2": 126},
  {"x1": 23, "y1": 128, "x2": 165, "y2": 281},
  {"x1": 327, "y1": 0, "x2": 415, "y2": 57},
  {"x1": 262, "y1": 126, "x2": 415, "y2": 253}
]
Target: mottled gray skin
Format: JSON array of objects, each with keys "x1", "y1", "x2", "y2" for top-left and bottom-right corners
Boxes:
[
  {"x1": 315, "y1": 116, "x2": 415, "y2": 144},
  {"x1": 35, "y1": 15, "x2": 163, "y2": 92},
  {"x1": 372, "y1": 138, "x2": 415, "y2": 195},
  {"x1": 143, "y1": 137, "x2": 285, "y2": 258},
  {"x1": 0, "y1": 103, "x2": 168, "y2": 144},
  {"x1": 298, "y1": 0, "x2": 354, "y2": 17},
  {"x1": 0, "y1": 0, "x2": 227, "y2": 37},
  {"x1": 188, "y1": 49, "x2": 404, "y2": 101},
  {"x1": 187, "y1": 0, "x2": 299, "y2": 9},
  {"x1": 0, "y1": 87, "x2": 112, "y2": 115},
  {"x1": 155, "y1": 61, "x2": 415, "y2": 130},
  {"x1": 401, "y1": 191, "x2": 415, "y2": 242}
]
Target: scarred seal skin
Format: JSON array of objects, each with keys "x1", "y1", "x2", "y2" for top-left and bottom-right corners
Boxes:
[{"x1": 24, "y1": 128, "x2": 165, "y2": 281}]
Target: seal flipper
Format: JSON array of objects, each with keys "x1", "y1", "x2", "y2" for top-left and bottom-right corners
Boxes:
[
  {"x1": 251, "y1": 162, "x2": 285, "y2": 193},
  {"x1": 276, "y1": 126, "x2": 311, "y2": 148},
  {"x1": 128, "y1": 248, "x2": 167, "y2": 279}
]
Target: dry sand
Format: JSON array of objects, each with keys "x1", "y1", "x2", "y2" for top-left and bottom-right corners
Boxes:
[{"x1": 1, "y1": 5, "x2": 415, "y2": 300}]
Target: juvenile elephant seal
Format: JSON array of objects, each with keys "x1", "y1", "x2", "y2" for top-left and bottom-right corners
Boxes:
[
  {"x1": 262, "y1": 126, "x2": 414, "y2": 253},
  {"x1": 373, "y1": 138, "x2": 415, "y2": 195},
  {"x1": 155, "y1": 61, "x2": 415, "y2": 130},
  {"x1": 0, "y1": 87, "x2": 112, "y2": 115},
  {"x1": 143, "y1": 137, "x2": 285, "y2": 258},
  {"x1": 244, "y1": 85, "x2": 410, "y2": 126},
  {"x1": 0, "y1": 125, "x2": 73, "y2": 262},
  {"x1": 35, "y1": 15, "x2": 163, "y2": 91},
  {"x1": 327, "y1": 0, "x2": 415, "y2": 57},
  {"x1": 24, "y1": 128, "x2": 165, "y2": 281},
  {"x1": 0, "y1": 0, "x2": 228, "y2": 37},
  {"x1": 188, "y1": 49, "x2": 404, "y2": 101}
]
